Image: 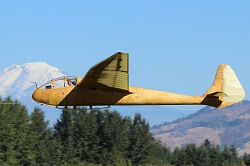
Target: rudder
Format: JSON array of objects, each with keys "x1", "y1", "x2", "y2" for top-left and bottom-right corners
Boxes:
[{"x1": 202, "y1": 64, "x2": 245, "y2": 108}]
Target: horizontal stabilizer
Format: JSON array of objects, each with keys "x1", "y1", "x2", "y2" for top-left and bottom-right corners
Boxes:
[{"x1": 208, "y1": 92, "x2": 228, "y2": 97}]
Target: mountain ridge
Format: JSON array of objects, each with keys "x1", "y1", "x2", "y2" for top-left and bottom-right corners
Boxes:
[{"x1": 151, "y1": 100, "x2": 250, "y2": 155}]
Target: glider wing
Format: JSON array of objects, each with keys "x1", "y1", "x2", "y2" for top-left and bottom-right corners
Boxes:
[{"x1": 78, "y1": 52, "x2": 129, "y2": 93}]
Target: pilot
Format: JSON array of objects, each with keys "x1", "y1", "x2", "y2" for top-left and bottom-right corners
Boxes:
[{"x1": 67, "y1": 79, "x2": 74, "y2": 86}]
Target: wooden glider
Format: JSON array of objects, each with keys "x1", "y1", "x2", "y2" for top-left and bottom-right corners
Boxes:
[{"x1": 32, "y1": 52, "x2": 245, "y2": 109}]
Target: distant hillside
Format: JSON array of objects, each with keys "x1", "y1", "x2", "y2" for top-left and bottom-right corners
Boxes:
[{"x1": 151, "y1": 100, "x2": 250, "y2": 155}]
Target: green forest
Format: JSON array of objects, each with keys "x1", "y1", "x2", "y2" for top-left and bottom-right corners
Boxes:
[{"x1": 1, "y1": 97, "x2": 250, "y2": 166}]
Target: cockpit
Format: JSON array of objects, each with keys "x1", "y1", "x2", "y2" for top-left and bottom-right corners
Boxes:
[{"x1": 39, "y1": 76, "x2": 80, "y2": 90}]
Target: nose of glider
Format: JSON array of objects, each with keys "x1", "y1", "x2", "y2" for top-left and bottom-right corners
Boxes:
[{"x1": 32, "y1": 88, "x2": 41, "y2": 103}]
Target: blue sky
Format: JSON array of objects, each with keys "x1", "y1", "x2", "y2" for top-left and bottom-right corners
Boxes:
[{"x1": 0, "y1": 0, "x2": 249, "y2": 101}]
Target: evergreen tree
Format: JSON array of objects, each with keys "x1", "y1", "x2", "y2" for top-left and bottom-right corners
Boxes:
[
  {"x1": 230, "y1": 144, "x2": 239, "y2": 165},
  {"x1": 0, "y1": 97, "x2": 35, "y2": 165},
  {"x1": 222, "y1": 145, "x2": 233, "y2": 164},
  {"x1": 242, "y1": 153, "x2": 250, "y2": 166},
  {"x1": 146, "y1": 141, "x2": 171, "y2": 165},
  {"x1": 128, "y1": 114, "x2": 153, "y2": 165},
  {"x1": 209, "y1": 145, "x2": 222, "y2": 166},
  {"x1": 54, "y1": 109, "x2": 77, "y2": 165},
  {"x1": 29, "y1": 107, "x2": 51, "y2": 166},
  {"x1": 185, "y1": 143, "x2": 198, "y2": 165},
  {"x1": 171, "y1": 147, "x2": 182, "y2": 166},
  {"x1": 100, "y1": 110, "x2": 130, "y2": 163},
  {"x1": 197, "y1": 145, "x2": 210, "y2": 166},
  {"x1": 203, "y1": 139, "x2": 211, "y2": 147},
  {"x1": 72, "y1": 109, "x2": 89, "y2": 162},
  {"x1": 73, "y1": 109, "x2": 101, "y2": 164}
]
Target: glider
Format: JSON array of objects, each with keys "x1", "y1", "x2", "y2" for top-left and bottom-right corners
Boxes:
[{"x1": 32, "y1": 52, "x2": 245, "y2": 109}]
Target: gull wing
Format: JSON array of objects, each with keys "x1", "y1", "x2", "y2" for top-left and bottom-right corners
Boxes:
[{"x1": 78, "y1": 52, "x2": 129, "y2": 93}]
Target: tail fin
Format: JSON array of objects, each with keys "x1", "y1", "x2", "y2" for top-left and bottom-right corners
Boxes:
[{"x1": 202, "y1": 64, "x2": 245, "y2": 108}]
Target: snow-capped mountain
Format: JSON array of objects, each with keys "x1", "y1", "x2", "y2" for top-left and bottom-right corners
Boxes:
[
  {"x1": 0, "y1": 62, "x2": 66, "y2": 100},
  {"x1": 0, "y1": 62, "x2": 66, "y2": 126}
]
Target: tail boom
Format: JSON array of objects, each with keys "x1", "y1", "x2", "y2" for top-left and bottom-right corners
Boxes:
[
  {"x1": 116, "y1": 64, "x2": 245, "y2": 109},
  {"x1": 116, "y1": 86, "x2": 204, "y2": 105}
]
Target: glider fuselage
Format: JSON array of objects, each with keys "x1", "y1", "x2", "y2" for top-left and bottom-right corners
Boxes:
[{"x1": 32, "y1": 85, "x2": 204, "y2": 107}]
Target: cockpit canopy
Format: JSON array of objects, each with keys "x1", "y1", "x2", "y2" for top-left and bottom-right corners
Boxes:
[{"x1": 39, "y1": 76, "x2": 80, "y2": 90}]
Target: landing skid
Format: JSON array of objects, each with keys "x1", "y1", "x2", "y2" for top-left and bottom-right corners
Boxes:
[{"x1": 54, "y1": 105, "x2": 111, "y2": 110}]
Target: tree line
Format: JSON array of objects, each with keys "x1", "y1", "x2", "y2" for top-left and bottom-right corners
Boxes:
[{"x1": 0, "y1": 97, "x2": 250, "y2": 166}]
